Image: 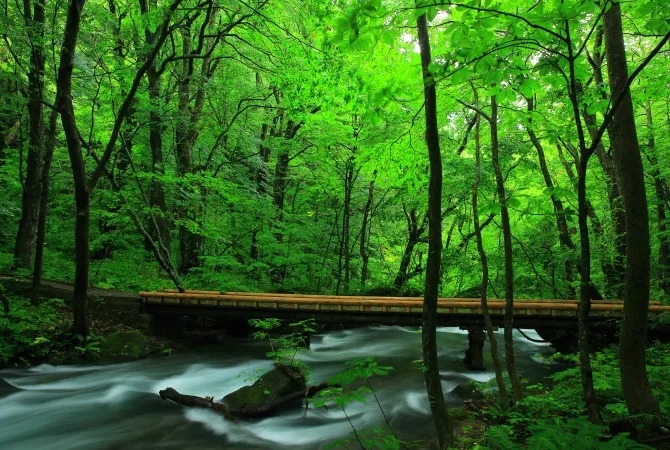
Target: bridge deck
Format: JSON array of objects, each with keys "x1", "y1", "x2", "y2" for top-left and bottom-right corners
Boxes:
[{"x1": 138, "y1": 291, "x2": 670, "y2": 329}]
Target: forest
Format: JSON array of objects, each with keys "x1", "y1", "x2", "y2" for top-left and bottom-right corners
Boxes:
[{"x1": 1, "y1": 0, "x2": 670, "y2": 448}]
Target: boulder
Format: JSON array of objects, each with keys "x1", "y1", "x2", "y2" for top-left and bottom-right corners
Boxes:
[
  {"x1": 452, "y1": 381, "x2": 485, "y2": 401},
  {"x1": 100, "y1": 329, "x2": 149, "y2": 361},
  {"x1": 222, "y1": 364, "x2": 307, "y2": 415}
]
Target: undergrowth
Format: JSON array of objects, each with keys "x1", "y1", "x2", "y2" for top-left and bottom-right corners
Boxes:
[
  {"x1": 0, "y1": 296, "x2": 101, "y2": 366},
  {"x1": 468, "y1": 343, "x2": 670, "y2": 450}
]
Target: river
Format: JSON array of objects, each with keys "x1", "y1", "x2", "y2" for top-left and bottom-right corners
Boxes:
[{"x1": 0, "y1": 326, "x2": 559, "y2": 449}]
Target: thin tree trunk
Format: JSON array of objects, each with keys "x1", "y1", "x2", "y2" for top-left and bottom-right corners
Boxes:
[
  {"x1": 416, "y1": 10, "x2": 452, "y2": 448},
  {"x1": 341, "y1": 157, "x2": 354, "y2": 293},
  {"x1": 526, "y1": 98, "x2": 577, "y2": 296},
  {"x1": 14, "y1": 0, "x2": 46, "y2": 269},
  {"x1": 174, "y1": 24, "x2": 201, "y2": 274},
  {"x1": 30, "y1": 109, "x2": 58, "y2": 304},
  {"x1": 562, "y1": 16, "x2": 602, "y2": 423},
  {"x1": 56, "y1": 0, "x2": 88, "y2": 337},
  {"x1": 604, "y1": 2, "x2": 660, "y2": 417},
  {"x1": 173, "y1": 8, "x2": 221, "y2": 274},
  {"x1": 360, "y1": 173, "x2": 375, "y2": 289},
  {"x1": 139, "y1": 0, "x2": 170, "y2": 255},
  {"x1": 392, "y1": 204, "x2": 426, "y2": 291},
  {"x1": 644, "y1": 101, "x2": 670, "y2": 295},
  {"x1": 472, "y1": 106, "x2": 508, "y2": 404},
  {"x1": 146, "y1": 66, "x2": 170, "y2": 251},
  {"x1": 489, "y1": 95, "x2": 522, "y2": 402}
]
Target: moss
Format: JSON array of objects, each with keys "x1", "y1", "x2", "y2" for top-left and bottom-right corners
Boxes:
[
  {"x1": 100, "y1": 329, "x2": 149, "y2": 361},
  {"x1": 222, "y1": 364, "x2": 307, "y2": 412}
]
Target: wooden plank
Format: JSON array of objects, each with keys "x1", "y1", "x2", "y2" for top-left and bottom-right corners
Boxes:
[{"x1": 138, "y1": 291, "x2": 670, "y2": 314}]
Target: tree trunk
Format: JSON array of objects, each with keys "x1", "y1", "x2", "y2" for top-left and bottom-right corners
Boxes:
[
  {"x1": 526, "y1": 98, "x2": 577, "y2": 296},
  {"x1": 174, "y1": 25, "x2": 202, "y2": 274},
  {"x1": 583, "y1": 28, "x2": 626, "y2": 299},
  {"x1": 576, "y1": 154, "x2": 600, "y2": 422},
  {"x1": 359, "y1": 173, "x2": 375, "y2": 289},
  {"x1": 472, "y1": 107, "x2": 508, "y2": 404},
  {"x1": 644, "y1": 101, "x2": 670, "y2": 295},
  {"x1": 31, "y1": 110, "x2": 58, "y2": 304},
  {"x1": 14, "y1": 0, "x2": 46, "y2": 270},
  {"x1": 273, "y1": 149, "x2": 289, "y2": 221},
  {"x1": 561, "y1": 16, "x2": 602, "y2": 423},
  {"x1": 392, "y1": 204, "x2": 426, "y2": 291},
  {"x1": 554, "y1": 140, "x2": 607, "y2": 301},
  {"x1": 416, "y1": 10, "x2": 453, "y2": 448},
  {"x1": 173, "y1": 10, "x2": 222, "y2": 275},
  {"x1": 340, "y1": 157, "x2": 354, "y2": 293},
  {"x1": 146, "y1": 66, "x2": 171, "y2": 252},
  {"x1": 56, "y1": 0, "x2": 88, "y2": 337},
  {"x1": 139, "y1": 0, "x2": 170, "y2": 255},
  {"x1": 489, "y1": 95, "x2": 523, "y2": 402},
  {"x1": 604, "y1": 2, "x2": 660, "y2": 417}
]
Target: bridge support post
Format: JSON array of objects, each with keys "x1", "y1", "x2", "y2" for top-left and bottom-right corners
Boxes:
[{"x1": 463, "y1": 327, "x2": 486, "y2": 370}]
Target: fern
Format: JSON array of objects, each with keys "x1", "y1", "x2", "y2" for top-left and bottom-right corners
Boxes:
[
  {"x1": 526, "y1": 418, "x2": 652, "y2": 450},
  {"x1": 483, "y1": 425, "x2": 521, "y2": 450}
]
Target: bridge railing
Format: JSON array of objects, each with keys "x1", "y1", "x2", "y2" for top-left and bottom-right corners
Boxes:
[{"x1": 138, "y1": 290, "x2": 670, "y2": 318}]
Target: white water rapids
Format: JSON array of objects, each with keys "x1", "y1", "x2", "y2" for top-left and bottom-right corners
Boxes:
[{"x1": 0, "y1": 326, "x2": 558, "y2": 449}]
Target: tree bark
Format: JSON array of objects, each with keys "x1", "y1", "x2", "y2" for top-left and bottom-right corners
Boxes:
[
  {"x1": 359, "y1": 173, "x2": 375, "y2": 289},
  {"x1": 526, "y1": 98, "x2": 577, "y2": 296},
  {"x1": 31, "y1": 109, "x2": 58, "y2": 304},
  {"x1": 56, "y1": 0, "x2": 88, "y2": 337},
  {"x1": 416, "y1": 10, "x2": 453, "y2": 448},
  {"x1": 472, "y1": 107, "x2": 508, "y2": 404},
  {"x1": 561, "y1": 15, "x2": 602, "y2": 423},
  {"x1": 489, "y1": 95, "x2": 522, "y2": 402},
  {"x1": 145, "y1": 64, "x2": 171, "y2": 253},
  {"x1": 604, "y1": 1, "x2": 660, "y2": 417},
  {"x1": 336, "y1": 156, "x2": 355, "y2": 293},
  {"x1": 14, "y1": 0, "x2": 46, "y2": 270},
  {"x1": 392, "y1": 204, "x2": 426, "y2": 291},
  {"x1": 644, "y1": 101, "x2": 670, "y2": 295},
  {"x1": 583, "y1": 30, "x2": 626, "y2": 299},
  {"x1": 175, "y1": 24, "x2": 202, "y2": 275}
]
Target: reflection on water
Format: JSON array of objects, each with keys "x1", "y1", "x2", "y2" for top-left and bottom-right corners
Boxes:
[{"x1": 0, "y1": 326, "x2": 558, "y2": 449}]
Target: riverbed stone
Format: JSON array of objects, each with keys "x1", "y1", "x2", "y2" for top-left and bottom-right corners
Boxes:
[
  {"x1": 100, "y1": 329, "x2": 149, "y2": 361},
  {"x1": 222, "y1": 364, "x2": 306, "y2": 413}
]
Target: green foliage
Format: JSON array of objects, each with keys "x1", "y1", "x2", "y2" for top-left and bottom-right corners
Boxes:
[
  {"x1": 314, "y1": 357, "x2": 411, "y2": 450},
  {"x1": 249, "y1": 318, "x2": 316, "y2": 379},
  {"x1": 0, "y1": 297, "x2": 71, "y2": 365},
  {"x1": 73, "y1": 334, "x2": 101, "y2": 358},
  {"x1": 650, "y1": 312, "x2": 670, "y2": 329},
  {"x1": 477, "y1": 344, "x2": 670, "y2": 449},
  {"x1": 482, "y1": 425, "x2": 520, "y2": 450},
  {"x1": 525, "y1": 418, "x2": 651, "y2": 450}
]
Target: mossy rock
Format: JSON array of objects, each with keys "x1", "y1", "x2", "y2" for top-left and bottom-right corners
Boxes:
[
  {"x1": 222, "y1": 364, "x2": 306, "y2": 413},
  {"x1": 452, "y1": 382, "x2": 485, "y2": 401},
  {"x1": 100, "y1": 329, "x2": 149, "y2": 361}
]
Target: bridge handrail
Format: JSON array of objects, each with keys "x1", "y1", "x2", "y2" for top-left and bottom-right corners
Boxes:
[
  {"x1": 161, "y1": 290, "x2": 663, "y2": 305},
  {"x1": 139, "y1": 291, "x2": 670, "y2": 313}
]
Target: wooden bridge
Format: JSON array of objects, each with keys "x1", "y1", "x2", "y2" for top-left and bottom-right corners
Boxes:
[{"x1": 139, "y1": 290, "x2": 670, "y2": 330}]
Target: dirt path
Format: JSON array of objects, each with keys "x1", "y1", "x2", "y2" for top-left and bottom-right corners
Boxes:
[{"x1": 0, "y1": 274, "x2": 139, "y2": 303}]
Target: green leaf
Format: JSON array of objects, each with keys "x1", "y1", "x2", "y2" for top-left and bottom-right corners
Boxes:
[{"x1": 426, "y1": 6, "x2": 438, "y2": 22}]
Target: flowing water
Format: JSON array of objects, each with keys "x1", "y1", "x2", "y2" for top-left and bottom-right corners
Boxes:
[{"x1": 0, "y1": 326, "x2": 559, "y2": 449}]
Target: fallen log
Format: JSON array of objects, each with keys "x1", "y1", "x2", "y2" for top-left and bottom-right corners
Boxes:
[
  {"x1": 158, "y1": 382, "x2": 332, "y2": 420},
  {"x1": 159, "y1": 387, "x2": 234, "y2": 420}
]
